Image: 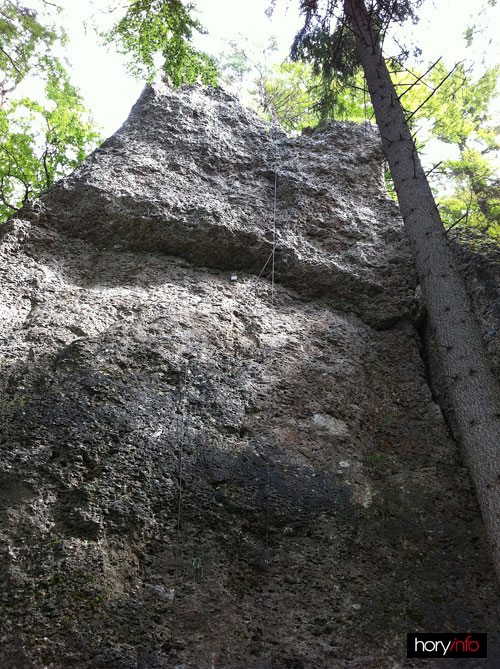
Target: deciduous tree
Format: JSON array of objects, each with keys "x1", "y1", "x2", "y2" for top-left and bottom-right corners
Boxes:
[
  {"x1": 254, "y1": 61, "x2": 369, "y2": 132},
  {"x1": 0, "y1": 0, "x2": 60, "y2": 105},
  {"x1": 103, "y1": 0, "x2": 218, "y2": 86},
  {"x1": 0, "y1": 0, "x2": 100, "y2": 222},
  {"x1": 0, "y1": 62, "x2": 100, "y2": 220},
  {"x1": 421, "y1": 63, "x2": 500, "y2": 237}
]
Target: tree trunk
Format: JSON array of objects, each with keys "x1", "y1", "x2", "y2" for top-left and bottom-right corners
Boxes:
[{"x1": 344, "y1": 0, "x2": 500, "y2": 584}]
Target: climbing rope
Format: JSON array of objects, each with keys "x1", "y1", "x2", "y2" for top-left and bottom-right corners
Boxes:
[
  {"x1": 168, "y1": 121, "x2": 282, "y2": 664},
  {"x1": 253, "y1": 248, "x2": 275, "y2": 289},
  {"x1": 259, "y1": 121, "x2": 280, "y2": 667}
]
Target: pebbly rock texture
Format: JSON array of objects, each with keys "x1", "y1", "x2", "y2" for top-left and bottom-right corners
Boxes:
[
  {"x1": 0, "y1": 82, "x2": 499, "y2": 668},
  {"x1": 16, "y1": 80, "x2": 417, "y2": 331}
]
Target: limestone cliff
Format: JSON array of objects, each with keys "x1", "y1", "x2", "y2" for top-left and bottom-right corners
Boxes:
[{"x1": 0, "y1": 82, "x2": 499, "y2": 668}]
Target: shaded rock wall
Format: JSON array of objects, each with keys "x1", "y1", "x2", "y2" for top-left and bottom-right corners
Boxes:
[{"x1": 0, "y1": 82, "x2": 499, "y2": 668}]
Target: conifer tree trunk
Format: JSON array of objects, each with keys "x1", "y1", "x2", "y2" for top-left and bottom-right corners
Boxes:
[{"x1": 344, "y1": 0, "x2": 500, "y2": 583}]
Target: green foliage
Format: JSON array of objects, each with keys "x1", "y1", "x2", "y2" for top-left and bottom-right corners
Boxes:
[
  {"x1": 251, "y1": 60, "x2": 371, "y2": 133},
  {"x1": 366, "y1": 452, "x2": 383, "y2": 465},
  {"x1": 103, "y1": 0, "x2": 218, "y2": 86},
  {"x1": 215, "y1": 35, "x2": 279, "y2": 103},
  {"x1": 434, "y1": 152, "x2": 500, "y2": 239},
  {"x1": 382, "y1": 63, "x2": 500, "y2": 237},
  {"x1": 252, "y1": 61, "x2": 321, "y2": 132},
  {"x1": 291, "y1": 1, "x2": 427, "y2": 123},
  {"x1": 418, "y1": 63, "x2": 500, "y2": 238},
  {"x1": 291, "y1": 22, "x2": 360, "y2": 120},
  {"x1": 0, "y1": 0, "x2": 62, "y2": 105},
  {"x1": 0, "y1": 1, "x2": 101, "y2": 223},
  {"x1": 216, "y1": 39, "x2": 253, "y2": 94},
  {"x1": 464, "y1": 26, "x2": 475, "y2": 48},
  {"x1": 423, "y1": 63, "x2": 499, "y2": 146},
  {"x1": 0, "y1": 57, "x2": 100, "y2": 222}
]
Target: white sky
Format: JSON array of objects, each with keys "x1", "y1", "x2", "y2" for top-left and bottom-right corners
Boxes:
[{"x1": 20, "y1": 0, "x2": 500, "y2": 140}]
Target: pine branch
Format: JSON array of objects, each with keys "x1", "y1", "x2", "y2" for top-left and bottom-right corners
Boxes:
[
  {"x1": 398, "y1": 57, "x2": 442, "y2": 100},
  {"x1": 425, "y1": 161, "x2": 443, "y2": 177},
  {"x1": 388, "y1": 65, "x2": 434, "y2": 91},
  {"x1": 405, "y1": 61, "x2": 463, "y2": 123}
]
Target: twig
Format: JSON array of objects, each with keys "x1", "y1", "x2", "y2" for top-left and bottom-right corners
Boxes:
[
  {"x1": 425, "y1": 161, "x2": 443, "y2": 178},
  {"x1": 388, "y1": 64, "x2": 434, "y2": 91},
  {"x1": 0, "y1": 46, "x2": 21, "y2": 76},
  {"x1": 398, "y1": 57, "x2": 442, "y2": 100},
  {"x1": 0, "y1": 173, "x2": 18, "y2": 212},
  {"x1": 405, "y1": 61, "x2": 463, "y2": 123},
  {"x1": 444, "y1": 212, "x2": 468, "y2": 235}
]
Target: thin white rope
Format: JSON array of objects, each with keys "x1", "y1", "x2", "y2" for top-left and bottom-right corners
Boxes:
[
  {"x1": 170, "y1": 123, "x2": 281, "y2": 663},
  {"x1": 253, "y1": 248, "x2": 275, "y2": 289},
  {"x1": 270, "y1": 127, "x2": 277, "y2": 353},
  {"x1": 262, "y1": 121, "x2": 280, "y2": 669},
  {"x1": 254, "y1": 124, "x2": 280, "y2": 294}
]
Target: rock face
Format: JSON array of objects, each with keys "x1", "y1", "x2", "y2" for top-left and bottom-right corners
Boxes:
[{"x1": 0, "y1": 82, "x2": 499, "y2": 668}]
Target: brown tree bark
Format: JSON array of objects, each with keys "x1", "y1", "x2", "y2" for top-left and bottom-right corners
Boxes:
[{"x1": 344, "y1": 0, "x2": 500, "y2": 584}]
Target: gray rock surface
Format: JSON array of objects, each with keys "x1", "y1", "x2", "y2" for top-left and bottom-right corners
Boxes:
[
  {"x1": 17, "y1": 80, "x2": 417, "y2": 330},
  {"x1": 0, "y1": 82, "x2": 499, "y2": 668}
]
